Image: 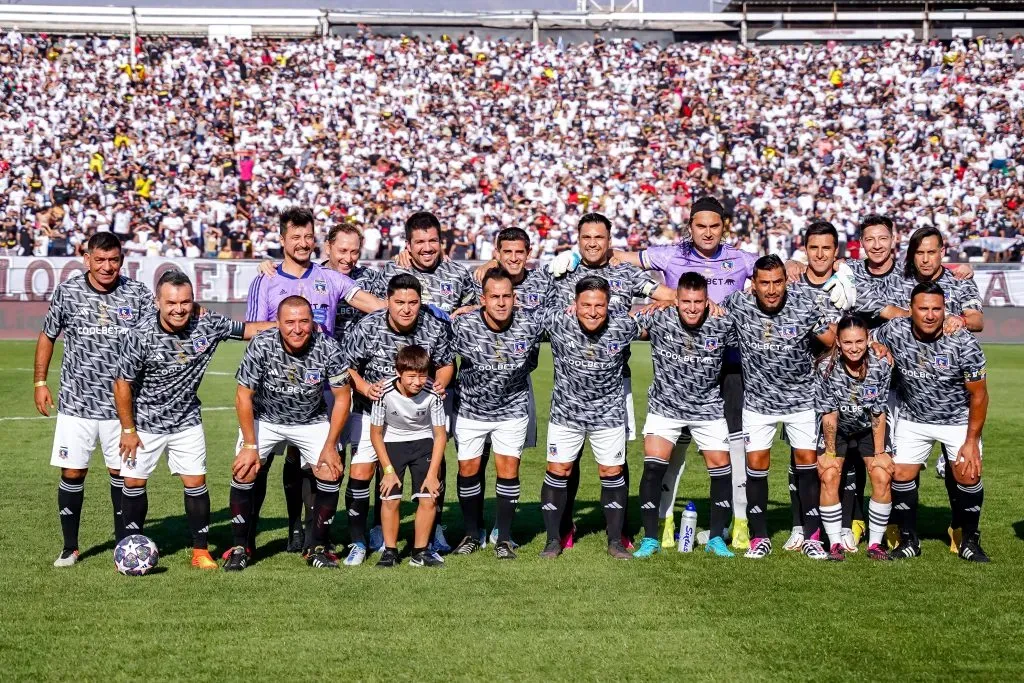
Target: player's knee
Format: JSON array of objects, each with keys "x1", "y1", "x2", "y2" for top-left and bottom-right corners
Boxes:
[
  {"x1": 597, "y1": 464, "x2": 622, "y2": 478},
  {"x1": 62, "y1": 468, "x2": 88, "y2": 480},
  {"x1": 458, "y1": 458, "x2": 481, "y2": 477},
  {"x1": 547, "y1": 461, "x2": 572, "y2": 477},
  {"x1": 793, "y1": 449, "x2": 816, "y2": 467},
  {"x1": 820, "y1": 467, "x2": 840, "y2": 490},
  {"x1": 746, "y1": 450, "x2": 770, "y2": 470},
  {"x1": 869, "y1": 468, "x2": 891, "y2": 491},
  {"x1": 181, "y1": 474, "x2": 205, "y2": 488},
  {"x1": 416, "y1": 496, "x2": 435, "y2": 512},
  {"x1": 123, "y1": 477, "x2": 147, "y2": 488},
  {"x1": 952, "y1": 468, "x2": 980, "y2": 487},
  {"x1": 106, "y1": 467, "x2": 120, "y2": 477},
  {"x1": 350, "y1": 464, "x2": 374, "y2": 481},
  {"x1": 494, "y1": 455, "x2": 520, "y2": 479},
  {"x1": 894, "y1": 464, "x2": 919, "y2": 481},
  {"x1": 382, "y1": 498, "x2": 400, "y2": 512}
]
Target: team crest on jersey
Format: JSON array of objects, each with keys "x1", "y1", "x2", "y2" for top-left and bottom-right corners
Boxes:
[
  {"x1": 781, "y1": 324, "x2": 798, "y2": 339},
  {"x1": 526, "y1": 292, "x2": 541, "y2": 307},
  {"x1": 440, "y1": 281, "x2": 454, "y2": 297},
  {"x1": 608, "y1": 279, "x2": 626, "y2": 292},
  {"x1": 548, "y1": 444, "x2": 558, "y2": 458},
  {"x1": 117, "y1": 306, "x2": 134, "y2": 321},
  {"x1": 862, "y1": 385, "x2": 878, "y2": 400},
  {"x1": 304, "y1": 369, "x2": 322, "y2": 385},
  {"x1": 607, "y1": 342, "x2": 622, "y2": 354},
  {"x1": 934, "y1": 355, "x2": 950, "y2": 369},
  {"x1": 314, "y1": 279, "x2": 327, "y2": 293},
  {"x1": 192, "y1": 335, "x2": 210, "y2": 354},
  {"x1": 58, "y1": 446, "x2": 68, "y2": 460},
  {"x1": 512, "y1": 340, "x2": 528, "y2": 356},
  {"x1": 704, "y1": 337, "x2": 719, "y2": 351},
  {"x1": 722, "y1": 260, "x2": 734, "y2": 272}
]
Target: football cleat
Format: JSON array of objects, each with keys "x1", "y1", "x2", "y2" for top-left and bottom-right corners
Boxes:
[
  {"x1": 620, "y1": 535, "x2": 635, "y2": 552},
  {"x1": 659, "y1": 517, "x2": 676, "y2": 549},
  {"x1": 704, "y1": 536, "x2": 734, "y2": 558},
  {"x1": 343, "y1": 542, "x2": 367, "y2": 567},
  {"x1": 428, "y1": 525, "x2": 451, "y2": 555},
  {"x1": 607, "y1": 540, "x2": 632, "y2": 560},
  {"x1": 841, "y1": 529, "x2": 858, "y2": 553},
  {"x1": 889, "y1": 534, "x2": 922, "y2": 560},
  {"x1": 286, "y1": 527, "x2": 305, "y2": 553},
  {"x1": 958, "y1": 531, "x2": 990, "y2": 563},
  {"x1": 730, "y1": 517, "x2": 750, "y2": 550},
  {"x1": 560, "y1": 524, "x2": 577, "y2": 550},
  {"x1": 53, "y1": 549, "x2": 79, "y2": 568},
  {"x1": 884, "y1": 524, "x2": 900, "y2": 550},
  {"x1": 307, "y1": 545, "x2": 339, "y2": 569},
  {"x1": 221, "y1": 546, "x2": 252, "y2": 561},
  {"x1": 866, "y1": 544, "x2": 890, "y2": 561},
  {"x1": 376, "y1": 548, "x2": 400, "y2": 568},
  {"x1": 802, "y1": 539, "x2": 828, "y2": 560},
  {"x1": 539, "y1": 538, "x2": 563, "y2": 559},
  {"x1": 452, "y1": 535, "x2": 481, "y2": 556},
  {"x1": 744, "y1": 537, "x2": 773, "y2": 559},
  {"x1": 477, "y1": 528, "x2": 488, "y2": 549},
  {"x1": 223, "y1": 546, "x2": 248, "y2": 572},
  {"x1": 948, "y1": 526, "x2": 963, "y2": 555},
  {"x1": 827, "y1": 543, "x2": 845, "y2": 562},
  {"x1": 489, "y1": 527, "x2": 518, "y2": 549},
  {"x1": 191, "y1": 549, "x2": 218, "y2": 570},
  {"x1": 409, "y1": 549, "x2": 444, "y2": 568},
  {"x1": 851, "y1": 519, "x2": 866, "y2": 546},
  {"x1": 368, "y1": 525, "x2": 385, "y2": 554},
  {"x1": 783, "y1": 526, "x2": 804, "y2": 551},
  {"x1": 494, "y1": 541, "x2": 517, "y2": 560},
  {"x1": 632, "y1": 537, "x2": 661, "y2": 559}
]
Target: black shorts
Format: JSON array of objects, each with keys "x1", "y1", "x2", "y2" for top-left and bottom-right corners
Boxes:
[
  {"x1": 381, "y1": 439, "x2": 434, "y2": 501},
  {"x1": 719, "y1": 360, "x2": 744, "y2": 435},
  {"x1": 818, "y1": 429, "x2": 875, "y2": 460}
]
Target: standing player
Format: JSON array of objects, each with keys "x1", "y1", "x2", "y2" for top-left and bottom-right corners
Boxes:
[
  {"x1": 631, "y1": 273, "x2": 737, "y2": 558},
  {"x1": 875, "y1": 282, "x2": 989, "y2": 562},
  {"x1": 723, "y1": 255, "x2": 836, "y2": 560},
  {"x1": 342, "y1": 274, "x2": 455, "y2": 565},
  {"x1": 371, "y1": 345, "x2": 448, "y2": 568},
  {"x1": 815, "y1": 316, "x2": 893, "y2": 562},
  {"x1": 246, "y1": 208, "x2": 383, "y2": 554},
  {"x1": 225, "y1": 296, "x2": 351, "y2": 570},
  {"x1": 538, "y1": 276, "x2": 642, "y2": 560},
  {"x1": 36, "y1": 232, "x2": 156, "y2": 567},
  {"x1": 450, "y1": 268, "x2": 545, "y2": 559},
  {"x1": 113, "y1": 271, "x2": 272, "y2": 569}
]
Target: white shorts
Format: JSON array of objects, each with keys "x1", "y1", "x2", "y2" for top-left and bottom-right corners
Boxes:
[
  {"x1": 743, "y1": 409, "x2": 817, "y2": 452},
  {"x1": 342, "y1": 410, "x2": 365, "y2": 448},
  {"x1": 50, "y1": 413, "x2": 122, "y2": 471},
  {"x1": 893, "y1": 420, "x2": 981, "y2": 466},
  {"x1": 455, "y1": 416, "x2": 530, "y2": 461},
  {"x1": 624, "y1": 377, "x2": 636, "y2": 442},
  {"x1": 349, "y1": 412, "x2": 378, "y2": 465},
  {"x1": 547, "y1": 422, "x2": 626, "y2": 467},
  {"x1": 122, "y1": 424, "x2": 207, "y2": 480},
  {"x1": 237, "y1": 421, "x2": 332, "y2": 470},
  {"x1": 643, "y1": 413, "x2": 730, "y2": 452}
]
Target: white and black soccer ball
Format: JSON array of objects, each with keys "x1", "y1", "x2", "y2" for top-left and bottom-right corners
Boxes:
[{"x1": 114, "y1": 534, "x2": 159, "y2": 576}]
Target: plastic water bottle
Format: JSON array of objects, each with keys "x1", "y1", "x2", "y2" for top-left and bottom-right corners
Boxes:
[{"x1": 677, "y1": 502, "x2": 698, "y2": 553}]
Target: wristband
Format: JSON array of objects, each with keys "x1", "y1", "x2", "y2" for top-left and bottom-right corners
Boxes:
[
  {"x1": 383, "y1": 465, "x2": 395, "y2": 475},
  {"x1": 822, "y1": 450, "x2": 837, "y2": 459},
  {"x1": 122, "y1": 427, "x2": 136, "y2": 434},
  {"x1": 34, "y1": 380, "x2": 48, "y2": 388},
  {"x1": 240, "y1": 443, "x2": 258, "y2": 451}
]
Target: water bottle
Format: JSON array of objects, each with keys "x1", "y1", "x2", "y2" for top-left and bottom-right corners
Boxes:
[{"x1": 677, "y1": 501, "x2": 698, "y2": 553}]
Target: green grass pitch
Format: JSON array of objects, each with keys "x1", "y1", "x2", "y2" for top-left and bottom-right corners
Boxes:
[{"x1": 1, "y1": 340, "x2": 1022, "y2": 680}]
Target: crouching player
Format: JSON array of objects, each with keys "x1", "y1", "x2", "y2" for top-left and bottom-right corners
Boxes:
[
  {"x1": 371, "y1": 346, "x2": 448, "y2": 568},
  {"x1": 814, "y1": 316, "x2": 893, "y2": 562},
  {"x1": 224, "y1": 296, "x2": 351, "y2": 571}
]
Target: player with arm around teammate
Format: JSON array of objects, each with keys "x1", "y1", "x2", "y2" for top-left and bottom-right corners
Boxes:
[
  {"x1": 224, "y1": 296, "x2": 352, "y2": 571},
  {"x1": 814, "y1": 315, "x2": 894, "y2": 562}
]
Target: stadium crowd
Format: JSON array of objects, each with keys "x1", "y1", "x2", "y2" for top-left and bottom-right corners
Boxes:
[{"x1": 2, "y1": 27, "x2": 1024, "y2": 262}]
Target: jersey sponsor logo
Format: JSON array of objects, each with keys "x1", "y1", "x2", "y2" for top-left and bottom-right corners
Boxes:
[
  {"x1": 862, "y1": 385, "x2": 878, "y2": 400},
  {"x1": 117, "y1": 305, "x2": 134, "y2": 321},
  {"x1": 512, "y1": 340, "x2": 528, "y2": 356},
  {"x1": 304, "y1": 369, "x2": 322, "y2": 385},
  {"x1": 934, "y1": 355, "x2": 950, "y2": 369},
  {"x1": 314, "y1": 279, "x2": 327, "y2": 294},
  {"x1": 312, "y1": 305, "x2": 328, "y2": 325},
  {"x1": 781, "y1": 324, "x2": 798, "y2": 339},
  {"x1": 704, "y1": 337, "x2": 719, "y2": 351},
  {"x1": 192, "y1": 335, "x2": 210, "y2": 354},
  {"x1": 440, "y1": 281, "x2": 454, "y2": 297}
]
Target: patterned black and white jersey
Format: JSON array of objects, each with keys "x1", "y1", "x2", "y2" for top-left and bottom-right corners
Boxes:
[
  {"x1": 470, "y1": 267, "x2": 554, "y2": 312},
  {"x1": 333, "y1": 265, "x2": 384, "y2": 342},
  {"x1": 724, "y1": 288, "x2": 832, "y2": 415},
  {"x1": 235, "y1": 329, "x2": 350, "y2": 426},
  {"x1": 543, "y1": 309, "x2": 642, "y2": 430},
  {"x1": 814, "y1": 355, "x2": 892, "y2": 435},
  {"x1": 343, "y1": 309, "x2": 454, "y2": 414},
  {"x1": 848, "y1": 259, "x2": 902, "y2": 327},
  {"x1": 793, "y1": 275, "x2": 842, "y2": 358},
  {"x1": 548, "y1": 262, "x2": 659, "y2": 316},
  {"x1": 874, "y1": 318, "x2": 986, "y2": 426},
  {"x1": 117, "y1": 313, "x2": 243, "y2": 433},
  {"x1": 893, "y1": 270, "x2": 983, "y2": 317},
  {"x1": 452, "y1": 309, "x2": 546, "y2": 422},
  {"x1": 633, "y1": 308, "x2": 736, "y2": 422},
  {"x1": 374, "y1": 260, "x2": 477, "y2": 314},
  {"x1": 42, "y1": 274, "x2": 156, "y2": 420}
]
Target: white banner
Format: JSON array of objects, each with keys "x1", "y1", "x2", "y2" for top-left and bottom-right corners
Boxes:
[{"x1": 1, "y1": 256, "x2": 1023, "y2": 307}]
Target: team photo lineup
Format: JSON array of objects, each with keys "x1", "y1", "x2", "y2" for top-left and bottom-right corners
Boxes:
[{"x1": 35, "y1": 195, "x2": 992, "y2": 573}]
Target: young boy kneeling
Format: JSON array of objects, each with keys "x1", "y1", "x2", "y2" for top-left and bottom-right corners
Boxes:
[{"x1": 370, "y1": 345, "x2": 448, "y2": 568}]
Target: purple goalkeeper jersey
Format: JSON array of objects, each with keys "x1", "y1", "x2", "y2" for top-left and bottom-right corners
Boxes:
[
  {"x1": 246, "y1": 262, "x2": 361, "y2": 336},
  {"x1": 639, "y1": 241, "x2": 757, "y2": 302}
]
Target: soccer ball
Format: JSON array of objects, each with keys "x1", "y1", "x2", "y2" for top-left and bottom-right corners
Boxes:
[{"x1": 114, "y1": 535, "x2": 159, "y2": 576}]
